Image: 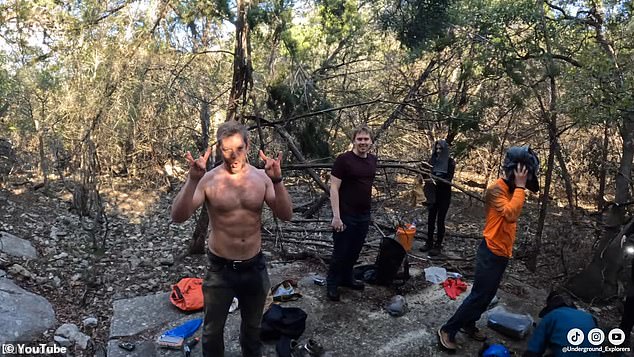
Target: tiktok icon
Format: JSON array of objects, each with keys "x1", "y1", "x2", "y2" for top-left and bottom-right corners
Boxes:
[{"x1": 567, "y1": 328, "x2": 585, "y2": 346}]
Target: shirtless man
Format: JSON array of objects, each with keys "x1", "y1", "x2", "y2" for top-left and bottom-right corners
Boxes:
[{"x1": 171, "y1": 121, "x2": 292, "y2": 357}]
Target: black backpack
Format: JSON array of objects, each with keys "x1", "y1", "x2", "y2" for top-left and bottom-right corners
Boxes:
[
  {"x1": 375, "y1": 237, "x2": 409, "y2": 285},
  {"x1": 260, "y1": 304, "x2": 307, "y2": 341},
  {"x1": 353, "y1": 238, "x2": 410, "y2": 286}
]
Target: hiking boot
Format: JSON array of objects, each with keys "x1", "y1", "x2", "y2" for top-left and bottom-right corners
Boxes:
[
  {"x1": 437, "y1": 328, "x2": 457, "y2": 351},
  {"x1": 429, "y1": 247, "x2": 441, "y2": 256},
  {"x1": 420, "y1": 242, "x2": 434, "y2": 252},
  {"x1": 341, "y1": 280, "x2": 364, "y2": 291},
  {"x1": 326, "y1": 286, "x2": 340, "y2": 302},
  {"x1": 290, "y1": 339, "x2": 305, "y2": 357},
  {"x1": 303, "y1": 339, "x2": 324, "y2": 356},
  {"x1": 460, "y1": 326, "x2": 487, "y2": 342}
]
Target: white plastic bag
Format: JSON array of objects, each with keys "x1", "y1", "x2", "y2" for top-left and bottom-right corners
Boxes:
[{"x1": 424, "y1": 266, "x2": 447, "y2": 284}]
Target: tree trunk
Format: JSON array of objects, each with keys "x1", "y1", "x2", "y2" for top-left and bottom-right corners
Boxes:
[
  {"x1": 554, "y1": 143, "x2": 575, "y2": 218},
  {"x1": 34, "y1": 118, "x2": 49, "y2": 187},
  {"x1": 527, "y1": 117, "x2": 557, "y2": 272},
  {"x1": 615, "y1": 113, "x2": 634, "y2": 208},
  {"x1": 597, "y1": 120, "x2": 610, "y2": 212},
  {"x1": 190, "y1": 101, "x2": 212, "y2": 254},
  {"x1": 226, "y1": 0, "x2": 252, "y2": 121},
  {"x1": 526, "y1": 0, "x2": 559, "y2": 272}
]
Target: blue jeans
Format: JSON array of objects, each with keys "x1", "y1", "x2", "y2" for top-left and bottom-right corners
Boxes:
[
  {"x1": 327, "y1": 213, "x2": 371, "y2": 287},
  {"x1": 202, "y1": 251, "x2": 271, "y2": 357},
  {"x1": 442, "y1": 240, "x2": 508, "y2": 340}
]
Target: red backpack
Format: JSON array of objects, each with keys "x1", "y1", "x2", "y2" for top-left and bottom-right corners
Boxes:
[{"x1": 170, "y1": 278, "x2": 204, "y2": 311}]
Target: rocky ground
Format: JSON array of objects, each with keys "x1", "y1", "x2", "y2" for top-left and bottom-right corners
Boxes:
[{"x1": 0, "y1": 171, "x2": 627, "y2": 356}]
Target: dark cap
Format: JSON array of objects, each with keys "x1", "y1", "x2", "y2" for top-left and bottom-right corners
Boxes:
[{"x1": 539, "y1": 291, "x2": 576, "y2": 317}]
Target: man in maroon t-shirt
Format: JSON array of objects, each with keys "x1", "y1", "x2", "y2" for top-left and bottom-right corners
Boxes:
[{"x1": 327, "y1": 126, "x2": 377, "y2": 301}]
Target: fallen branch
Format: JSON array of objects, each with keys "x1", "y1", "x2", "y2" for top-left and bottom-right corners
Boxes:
[
  {"x1": 273, "y1": 124, "x2": 329, "y2": 194},
  {"x1": 374, "y1": 59, "x2": 438, "y2": 145},
  {"x1": 285, "y1": 162, "x2": 484, "y2": 203},
  {"x1": 302, "y1": 194, "x2": 329, "y2": 218}
]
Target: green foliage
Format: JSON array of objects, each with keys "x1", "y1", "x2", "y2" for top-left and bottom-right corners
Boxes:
[
  {"x1": 267, "y1": 82, "x2": 298, "y2": 118},
  {"x1": 297, "y1": 119, "x2": 331, "y2": 158},
  {"x1": 265, "y1": 80, "x2": 332, "y2": 159},
  {"x1": 380, "y1": 0, "x2": 453, "y2": 53},
  {"x1": 0, "y1": 0, "x2": 632, "y2": 210},
  {"x1": 173, "y1": 0, "x2": 233, "y2": 23},
  {"x1": 452, "y1": 132, "x2": 498, "y2": 158},
  {"x1": 316, "y1": 0, "x2": 363, "y2": 44}
]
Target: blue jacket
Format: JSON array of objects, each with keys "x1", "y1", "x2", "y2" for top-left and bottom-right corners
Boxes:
[{"x1": 525, "y1": 307, "x2": 599, "y2": 357}]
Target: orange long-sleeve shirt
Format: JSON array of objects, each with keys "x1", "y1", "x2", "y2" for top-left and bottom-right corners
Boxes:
[{"x1": 483, "y1": 178, "x2": 526, "y2": 258}]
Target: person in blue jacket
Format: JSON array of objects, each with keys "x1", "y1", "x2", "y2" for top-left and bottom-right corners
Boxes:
[{"x1": 524, "y1": 291, "x2": 600, "y2": 357}]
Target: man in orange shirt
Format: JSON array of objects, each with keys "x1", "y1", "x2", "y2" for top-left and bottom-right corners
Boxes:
[{"x1": 438, "y1": 146, "x2": 539, "y2": 352}]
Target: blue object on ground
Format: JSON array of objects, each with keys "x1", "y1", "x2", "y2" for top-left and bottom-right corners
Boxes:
[
  {"x1": 482, "y1": 343, "x2": 511, "y2": 357},
  {"x1": 163, "y1": 318, "x2": 203, "y2": 339}
]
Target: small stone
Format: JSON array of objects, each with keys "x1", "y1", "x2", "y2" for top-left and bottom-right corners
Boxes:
[
  {"x1": 53, "y1": 252, "x2": 68, "y2": 260},
  {"x1": 159, "y1": 255, "x2": 174, "y2": 266},
  {"x1": 73, "y1": 332, "x2": 91, "y2": 349},
  {"x1": 54, "y1": 335, "x2": 72, "y2": 347},
  {"x1": 71, "y1": 273, "x2": 82, "y2": 281},
  {"x1": 82, "y1": 317, "x2": 98, "y2": 327},
  {"x1": 8, "y1": 264, "x2": 32, "y2": 279},
  {"x1": 55, "y1": 323, "x2": 79, "y2": 339},
  {"x1": 129, "y1": 256, "x2": 141, "y2": 270}
]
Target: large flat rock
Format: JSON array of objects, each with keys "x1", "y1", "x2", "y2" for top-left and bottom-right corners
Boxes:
[
  {"x1": 107, "y1": 340, "x2": 157, "y2": 357},
  {"x1": 106, "y1": 262, "x2": 547, "y2": 356},
  {"x1": 0, "y1": 231, "x2": 38, "y2": 259},
  {"x1": 0, "y1": 278, "x2": 56, "y2": 343},
  {"x1": 109, "y1": 293, "x2": 186, "y2": 338}
]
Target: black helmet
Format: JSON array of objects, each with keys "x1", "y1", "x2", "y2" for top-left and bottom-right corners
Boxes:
[{"x1": 503, "y1": 146, "x2": 540, "y2": 192}]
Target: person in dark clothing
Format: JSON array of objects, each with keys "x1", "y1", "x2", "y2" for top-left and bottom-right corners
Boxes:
[
  {"x1": 421, "y1": 139, "x2": 455, "y2": 256},
  {"x1": 524, "y1": 291, "x2": 599, "y2": 357},
  {"x1": 619, "y1": 255, "x2": 634, "y2": 344},
  {"x1": 327, "y1": 126, "x2": 377, "y2": 302}
]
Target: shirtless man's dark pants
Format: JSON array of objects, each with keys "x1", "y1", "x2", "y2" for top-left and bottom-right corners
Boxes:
[{"x1": 202, "y1": 251, "x2": 271, "y2": 357}]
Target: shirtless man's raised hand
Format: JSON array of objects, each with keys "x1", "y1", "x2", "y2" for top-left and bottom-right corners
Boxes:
[
  {"x1": 185, "y1": 147, "x2": 212, "y2": 179},
  {"x1": 169, "y1": 121, "x2": 292, "y2": 357}
]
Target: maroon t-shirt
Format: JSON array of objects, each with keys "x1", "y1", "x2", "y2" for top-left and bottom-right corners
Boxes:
[{"x1": 331, "y1": 151, "x2": 377, "y2": 215}]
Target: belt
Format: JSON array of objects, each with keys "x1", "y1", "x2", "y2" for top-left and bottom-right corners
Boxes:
[{"x1": 207, "y1": 250, "x2": 263, "y2": 271}]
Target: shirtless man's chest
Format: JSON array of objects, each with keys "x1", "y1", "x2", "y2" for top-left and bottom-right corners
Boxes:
[{"x1": 203, "y1": 166, "x2": 269, "y2": 259}]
